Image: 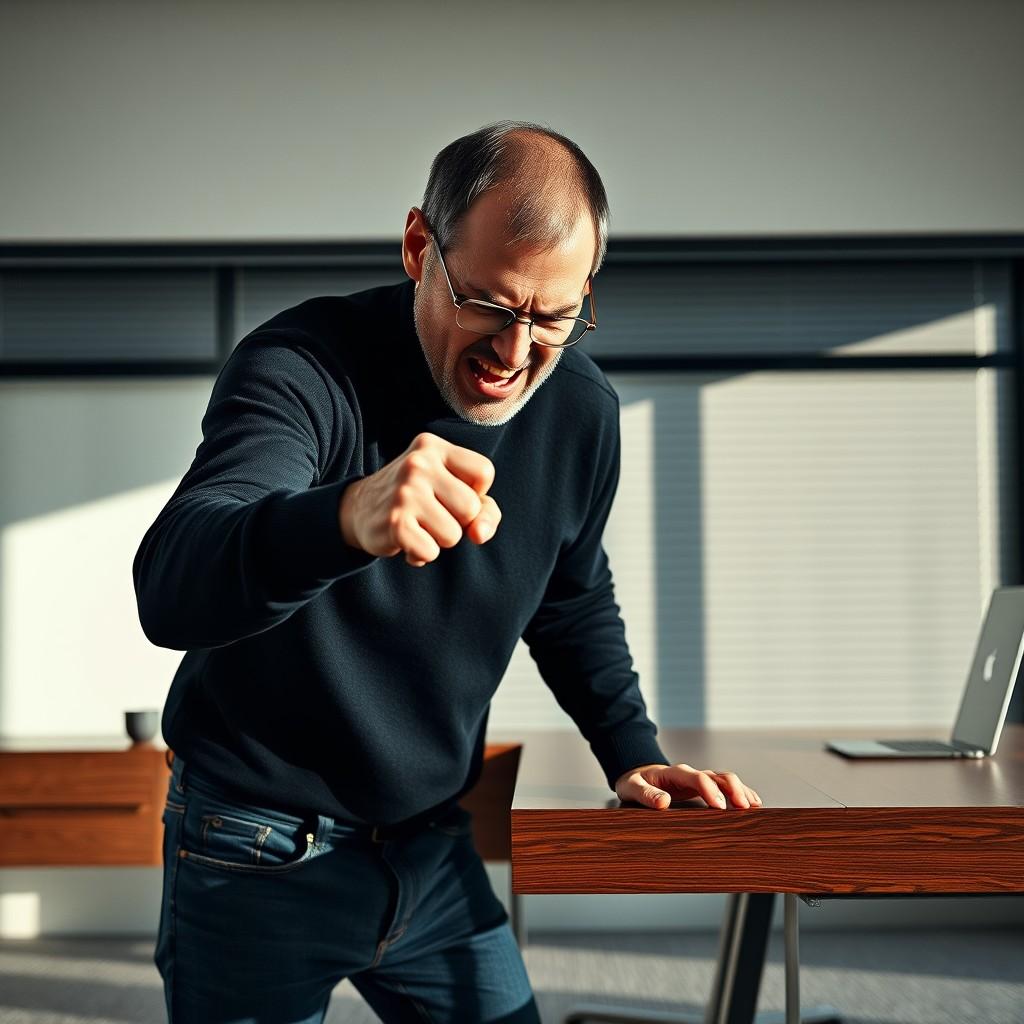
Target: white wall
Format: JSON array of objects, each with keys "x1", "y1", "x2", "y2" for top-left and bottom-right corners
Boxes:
[
  {"x1": 2, "y1": 0, "x2": 1022, "y2": 938},
  {"x1": 1, "y1": 0, "x2": 1022, "y2": 242}
]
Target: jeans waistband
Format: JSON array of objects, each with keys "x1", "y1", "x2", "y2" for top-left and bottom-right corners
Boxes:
[{"x1": 168, "y1": 753, "x2": 457, "y2": 843}]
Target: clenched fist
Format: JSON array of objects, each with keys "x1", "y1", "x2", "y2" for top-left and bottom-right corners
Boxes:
[{"x1": 338, "y1": 433, "x2": 501, "y2": 567}]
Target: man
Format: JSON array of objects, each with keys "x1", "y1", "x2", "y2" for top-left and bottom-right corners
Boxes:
[{"x1": 135, "y1": 120, "x2": 761, "y2": 1024}]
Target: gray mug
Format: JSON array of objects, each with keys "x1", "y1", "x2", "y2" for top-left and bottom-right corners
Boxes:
[{"x1": 125, "y1": 709, "x2": 159, "y2": 745}]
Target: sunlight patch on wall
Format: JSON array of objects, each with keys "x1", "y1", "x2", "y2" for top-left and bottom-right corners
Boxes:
[
  {"x1": 0, "y1": 891, "x2": 41, "y2": 939},
  {"x1": 829, "y1": 305, "x2": 986, "y2": 355},
  {"x1": 605, "y1": 397, "x2": 660, "y2": 721},
  {"x1": 698, "y1": 371, "x2": 987, "y2": 728},
  {"x1": 0, "y1": 482, "x2": 185, "y2": 737}
]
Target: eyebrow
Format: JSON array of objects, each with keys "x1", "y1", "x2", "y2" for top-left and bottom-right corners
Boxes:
[{"x1": 464, "y1": 281, "x2": 584, "y2": 319}]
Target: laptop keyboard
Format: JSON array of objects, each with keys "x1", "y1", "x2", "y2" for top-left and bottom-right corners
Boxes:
[{"x1": 881, "y1": 740, "x2": 957, "y2": 753}]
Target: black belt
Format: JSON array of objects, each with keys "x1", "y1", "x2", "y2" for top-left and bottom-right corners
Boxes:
[
  {"x1": 341, "y1": 802, "x2": 460, "y2": 843},
  {"x1": 368, "y1": 822, "x2": 417, "y2": 843},
  {"x1": 173, "y1": 754, "x2": 454, "y2": 843}
]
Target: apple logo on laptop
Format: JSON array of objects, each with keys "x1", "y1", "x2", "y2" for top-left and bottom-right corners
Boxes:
[{"x1": 983, "y1": 651, "x2": 997, "y2": 682}]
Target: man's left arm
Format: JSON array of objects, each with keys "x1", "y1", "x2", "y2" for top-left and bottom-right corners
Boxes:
[{"x1": 521, "y1": 399, "x2": 762, "y2": 812}]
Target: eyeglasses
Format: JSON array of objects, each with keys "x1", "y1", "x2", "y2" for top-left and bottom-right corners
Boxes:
[{"x1": 429, "y1": 235, "x2": 597, "y2": 349}]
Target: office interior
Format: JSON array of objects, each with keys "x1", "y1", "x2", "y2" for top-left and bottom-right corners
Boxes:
[{"x1": 0, "y1": 1, "x2": 1022, "y2": 1022}]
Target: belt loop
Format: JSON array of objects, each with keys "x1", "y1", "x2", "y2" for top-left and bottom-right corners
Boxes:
[
  {"x1": 314, "y1": 813, "x2": 333, "y2": 849},
  {"x1": 371, "y1": 825, "x2": 384, "y2": 844},
  {"x1": 172, "y1": 754, "x2": 187, "y2": 795}
]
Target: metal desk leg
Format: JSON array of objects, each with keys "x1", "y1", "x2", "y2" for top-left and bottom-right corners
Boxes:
[
  {"x1": 563, "y1": 893, "x2": 842, "y2": 1024},
  {"x1": 700, "y1": 892, "x2": 770, "y2": 1024},
  {"x1": 784, "y1": 894, "x2": 800, "y2": 1024}
]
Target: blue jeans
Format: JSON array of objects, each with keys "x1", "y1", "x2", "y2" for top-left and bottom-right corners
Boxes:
[{"x1": 154, "y1": 754, "x2": 540, "y2": 1023}]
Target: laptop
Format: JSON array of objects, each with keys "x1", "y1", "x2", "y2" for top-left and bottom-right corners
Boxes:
[{"x1": 826, "y1": 586, "x2": 1024, "y2": 759}]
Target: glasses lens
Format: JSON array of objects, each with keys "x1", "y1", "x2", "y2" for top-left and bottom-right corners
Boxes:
[
  {"x1": 531, "y1": 318, "x2": 590, "y2": 347},
  {"x1": 456, "y1": 301, "x2": 512, "y2": 335}
]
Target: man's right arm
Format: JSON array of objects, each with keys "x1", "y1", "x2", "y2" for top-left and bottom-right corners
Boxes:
[
  {"x1": 134, "y1": 336, "x2": 503, "y2": 651},
  {"x1": 132, "y1": 337, "x2": 376, "y2": 651}
]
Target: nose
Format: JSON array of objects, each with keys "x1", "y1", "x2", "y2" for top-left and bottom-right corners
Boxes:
[{"x1": 490, "y1": 319, "x2": 534, "y2": 371}]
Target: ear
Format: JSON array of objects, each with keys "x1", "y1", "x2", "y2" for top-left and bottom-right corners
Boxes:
[{"x1": 402, "y1": 207, "x2": 431, "y2": 285}]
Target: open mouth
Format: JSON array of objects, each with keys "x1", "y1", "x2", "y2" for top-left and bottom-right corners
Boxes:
[{"x1": 466, "y1": 354, "x2": 526, "y2": 394}]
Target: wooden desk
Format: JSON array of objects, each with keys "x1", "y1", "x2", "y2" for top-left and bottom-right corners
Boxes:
[
  {"x1": 506, "y1": 724, "x2": 1024, "y2": 1023},
  {"x1": 509, "y1": 725, "x2": 1024, "y2": 894}
]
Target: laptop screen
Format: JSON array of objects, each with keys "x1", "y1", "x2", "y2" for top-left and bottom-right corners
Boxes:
[{"x1": 951, "y1": 587, "x2": 1024, "y2": 753}]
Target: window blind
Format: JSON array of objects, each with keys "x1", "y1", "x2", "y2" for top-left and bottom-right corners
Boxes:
[{"x1": 0, "y1": 269, "x2": 217, "y2": 361}]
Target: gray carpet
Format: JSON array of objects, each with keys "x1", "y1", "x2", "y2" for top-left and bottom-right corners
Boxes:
[{"x1": 0, "y1": 927, "x2": 1020, "y2": 1023}]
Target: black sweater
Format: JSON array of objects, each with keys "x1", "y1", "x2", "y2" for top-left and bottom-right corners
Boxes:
[{"x1": 133, "y1": 278, "x2": 669, "y2": 826}]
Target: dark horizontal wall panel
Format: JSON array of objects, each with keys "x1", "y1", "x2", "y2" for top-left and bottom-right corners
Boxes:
[
  {"x1": 236, "y1": 268, "x2": 406, "y2": 342},
  {"x1": 0, "y1": 251, "x2": 1013, "y2": 371},
  {"x1": 586, "y1": 259, "x2": 1008, "y2": 359},
  {"x1": 2, "y1": 234, "x2": 1022, "y2": 267},
  {"x1": 0, "y1": 269, "x2": 217, "y2": 361}
]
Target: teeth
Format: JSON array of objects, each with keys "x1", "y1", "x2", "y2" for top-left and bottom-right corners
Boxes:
[{"x1": 473, "y1": 356, "x2": 518, "y2": 379}]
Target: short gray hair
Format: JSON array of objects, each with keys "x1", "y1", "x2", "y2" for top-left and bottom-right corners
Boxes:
[{"x1": 421, "y1": 120, "x2": 610, "y2": 277}]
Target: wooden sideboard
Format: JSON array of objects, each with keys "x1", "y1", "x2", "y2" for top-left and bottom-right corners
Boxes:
[
  {"x1": 0, "y1": 743, "x2": 170, "y2": 867},
  {"x1": 0, "y1": 740, "x2": 521, "y2": 868}
]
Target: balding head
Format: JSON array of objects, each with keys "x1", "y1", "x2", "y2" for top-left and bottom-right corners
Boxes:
[{"x1": 420, "y1": 121, "x2": 609, "y2": 277}]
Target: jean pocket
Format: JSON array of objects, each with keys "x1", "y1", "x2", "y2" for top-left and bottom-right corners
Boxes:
[
  {"x1": 428, "y1": 803, "x2": 474, "y2": 838},
  {"x1": 180, "y1": 795, "x2": 318, "y2": 875}
]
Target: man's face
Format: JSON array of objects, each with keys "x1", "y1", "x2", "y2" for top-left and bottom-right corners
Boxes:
[{"x1": 407, "y1": 189, "x2": 595, "y2": 427}]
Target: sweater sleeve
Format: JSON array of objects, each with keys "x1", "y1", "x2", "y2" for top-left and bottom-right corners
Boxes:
[
  {"x1": 521, "y1": 396, "x2": 670, "y2": 792},
  {"x1": 132, "y1": 337, "x2": 377, "y2": 651}
]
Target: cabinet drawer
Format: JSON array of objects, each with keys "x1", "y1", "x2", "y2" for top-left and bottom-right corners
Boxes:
[{"x1": 0, "y1": 748, "x2": 170, "y2": 866}]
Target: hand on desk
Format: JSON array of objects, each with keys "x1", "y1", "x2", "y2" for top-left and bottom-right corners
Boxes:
[{"x1": 614, "y1": 762, "x2": 763, "y2": 811}]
